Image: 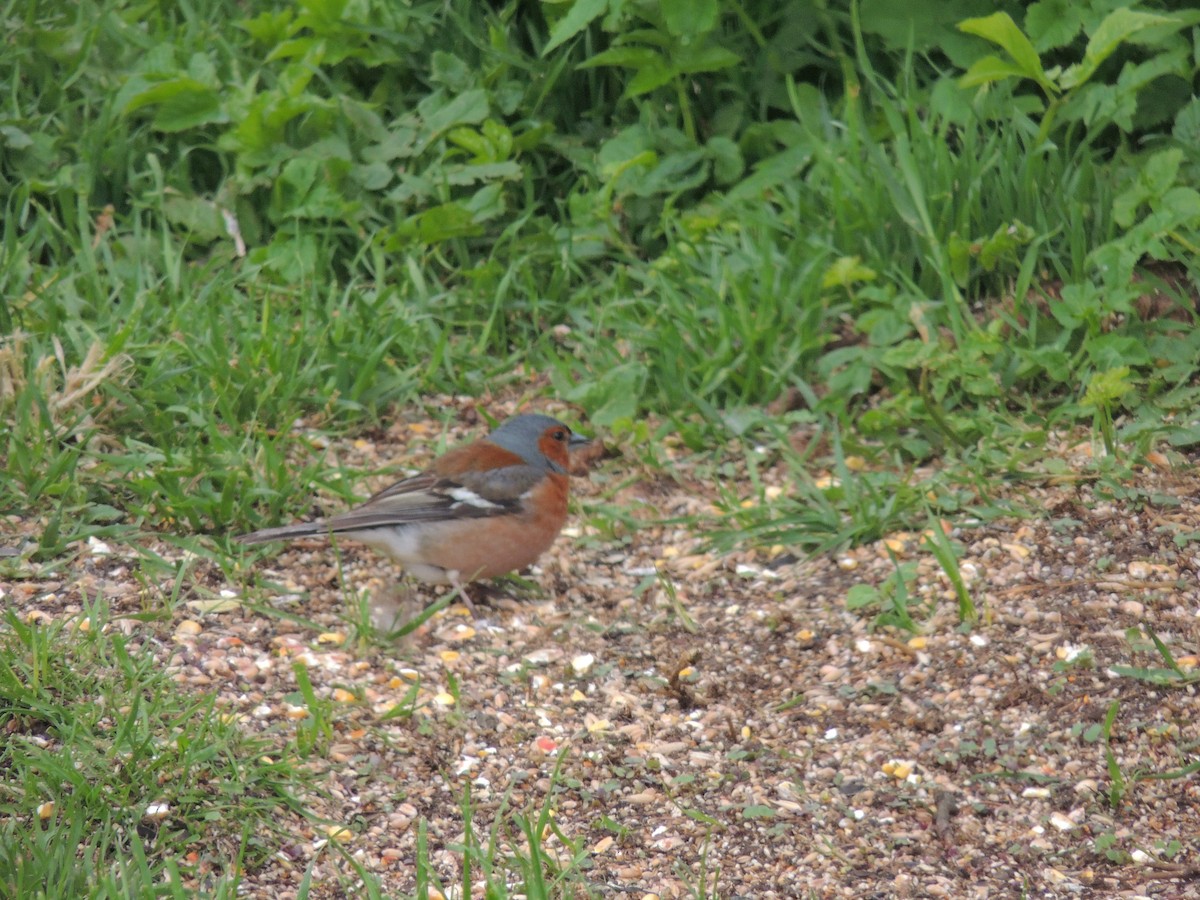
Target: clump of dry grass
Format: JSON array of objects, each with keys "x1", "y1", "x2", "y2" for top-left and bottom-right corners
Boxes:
[{"x1": 0, "y1": 331, "x2": 130, "y2": 445}]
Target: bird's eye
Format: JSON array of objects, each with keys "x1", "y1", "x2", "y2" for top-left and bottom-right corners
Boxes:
[{"x1": 551, "y1": 429, "x2": 567, "y2": 442}]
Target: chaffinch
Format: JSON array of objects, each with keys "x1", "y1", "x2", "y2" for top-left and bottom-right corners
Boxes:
[{"x1": 236, "y1": 414, "x2": 591, "y2": 604}]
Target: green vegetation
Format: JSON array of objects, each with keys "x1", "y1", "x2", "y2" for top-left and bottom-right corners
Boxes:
[
  {"x1": 5, "y1": 0, "x2": 1200, "y2": 555},
  {"x1": 3, "y1": 0, "x2": 1200, "y2": 894},
  {"x1": 0, "y1": 602, "x2": 307, "y2": 898}
]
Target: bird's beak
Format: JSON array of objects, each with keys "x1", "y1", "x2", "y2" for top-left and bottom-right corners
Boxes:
[{"x1": 566, "y1": 430, "x2": 600, "y2": 476}]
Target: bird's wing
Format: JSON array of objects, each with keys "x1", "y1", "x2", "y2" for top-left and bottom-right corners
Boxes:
[
  {"x1": 319, "y1": 464, "x2": 544, "y2": 532},
  {"x1": 236, "y1": 440, "x2": 547, "y2": 543}
]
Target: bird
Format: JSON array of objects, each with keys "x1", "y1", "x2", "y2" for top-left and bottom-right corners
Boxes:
[{"x1": 235, "y1": 414, "x2": 591, "y2": 608}]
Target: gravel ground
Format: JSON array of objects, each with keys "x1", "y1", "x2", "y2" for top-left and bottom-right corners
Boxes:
[{"x1": 5, "y1": 410, "x2": 1200, "y2": 899}]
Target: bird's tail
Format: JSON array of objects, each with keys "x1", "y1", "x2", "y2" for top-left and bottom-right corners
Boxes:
[{"x1": 235, "y1": 521, "x2": 330, "y2": 545}]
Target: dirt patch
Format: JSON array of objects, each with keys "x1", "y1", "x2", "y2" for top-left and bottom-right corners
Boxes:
[{"x1": 4, "y1": 413, "x2": 1200, "y2": 898}]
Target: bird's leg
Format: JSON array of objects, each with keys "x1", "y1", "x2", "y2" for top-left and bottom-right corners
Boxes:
[{"x1": 448, "y1": 572, "x2": 478, "y2": 617}]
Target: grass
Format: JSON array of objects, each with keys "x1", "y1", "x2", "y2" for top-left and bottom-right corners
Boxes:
[
  {"x1": 287, "y1": 759, "x2": 606, "y2": 900},
  {"x1": 4, "y1": 0, "x2": 1200, "y2": 893},
  {"x1": 0, "y1": 599, "x2": 309, "y2": 897},
  {"x1": 5, "y1": 57, "x2": 1196, "y2": 556}
]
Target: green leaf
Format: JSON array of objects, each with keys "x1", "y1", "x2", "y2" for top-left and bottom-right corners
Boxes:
[
  {"x1": 421, "y1": 89, "x2": 490, "y2": 139},
  {"x1": 121, "y1": 78, "x2": 225, "y2": 131},
  {"x1": 544, "y1": 0, "x2": 610, "y2": 55},
  {"x1": 881, "y1": 338, "x2": 936, "y2": 369},
  {"x1": 681, "y1": 807, "x2": 720, "y2": 826},
  {"x1": 635, "y1": 149, "x2": 708, "y2": 194},
  {"x1": 0, "y1": 125, "x2": 33, "y2": 150},
  {"x1": 846, "y1": 584, "x2": 880, "y2": 610},
  {"x1": 948, "y1": 235, "x2": 972, "y2": 286},
  {"x1": 626, "y1": 59, "x2": 676, "y2": 97},
  {"x1": 396, "y1": 202, "x2": 483, "y2": 244},
  {"x1": 447, "y1": 126, "x2": 491, "y2": 159},
  {"x1": 1048, "y1": 282, "x2": 1100, "y2": 329},
  {"x1": 723, "y1": 143, "x2": 814, "y2": 204},
  {"x1": 741, "y1": 804, "x2": 777, "y2": 819},
  {"x1": 822, "y1": 256, "x2": 878, "y2": 290},
  {"x1": 1024, "y1": 0, "x2": 1086, "y2": 51},
  {"x1": 161, "y1": 195, "x2": 227, "y2": 239},
  {"x1": 121, "y1": 77, "x2": 213, "y2": 115},
  {"x1": 561, "y1": 362, "x2": 646, "y2": 425},
  {"x1": 662, "y1": 0, "x2": 717, "y2": 36},
  {"x1": 1086, "y1": 335, "x2": 1150, "y2": 371},
  {"x1": 297, "y1": 0, "x2": 349, "y2": 28},
  {"x1": 1060, "y1": 9, "x2": 1176, "y2": 90},
  {"x1": 1172, "y1": 96, "x2": 1200, "y2": 146},
  {"x1": 1117, "y1": 46, "x2": 1189, "y2": 96},
  {"x1": 620, "y1": 27, "x2": 674, "y2": 50},
  {"x1": 1160, "y1": 186, "x2": 1200, "y2": 223},
  {"x1": 238, "y1": 9, "x2": 296, "y2": 43},
  {"x1": 86, "y1": 504, "x2": 126, "y2": 523},
  {"x1": 580, "y1": 45, "x2": 663, "y2": 70},
  {"x1": 430, "y1": 51, "x2": 472, "y2": 91},
  {"x1": 353, "y1": 162, "x2": 392, "y2": 191},
  {"x1": 1112, "y1": 149, "x2": 1186, "y2": 227},
  {"x1": 1081, "y1": 367, "x2": 1133, "y2": 409},
  {"x1": 673, "y1": 44, "x2": 740, "y2": 76},
  {"x1": 443, "y1": 161, "x2": 522, "y2": 186},
  {"x1": 957, "y1": 13, "x2": 1049, "y2": 90},
  {"x1": 706, "y1": 135, "x2": 743, "y2": 185},
  {"x1": 958, "y1": 55, "x2": 1036, "y2": 90},
  {"x1": 1107, "y1": 665, "x2": 1184, "y2": 686},
  {"x1": 265, "y1": 36, "x2": 321, "y2": 65},
  {"x1": 1145, "y1": 624, "x2": 1187, "y2": 677},
  {"x1": 978, "y1": 221, "x2": 1033, "y2": 271}
]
